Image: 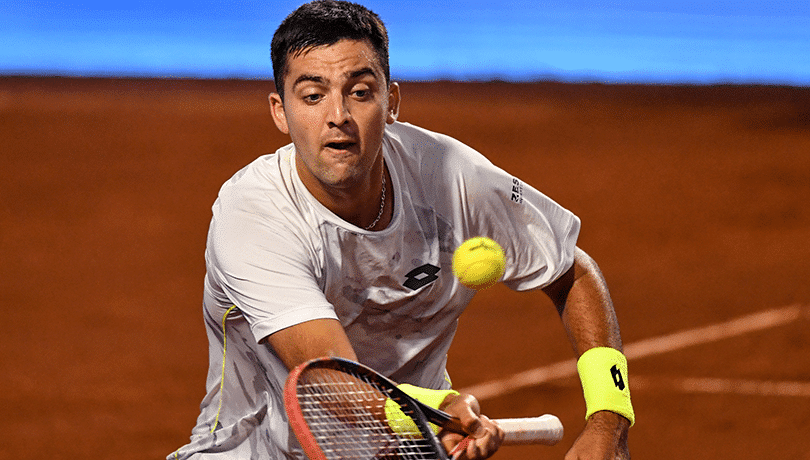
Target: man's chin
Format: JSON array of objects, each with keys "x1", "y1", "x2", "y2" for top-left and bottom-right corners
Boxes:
[{"x1": 317, "y1": 170, "x2": 364, "y2": 191}]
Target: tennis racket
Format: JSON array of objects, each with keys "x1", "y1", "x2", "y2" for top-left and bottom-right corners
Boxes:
[{"x1": 284, "y1": 356, "x2": 563, "y2": 460}]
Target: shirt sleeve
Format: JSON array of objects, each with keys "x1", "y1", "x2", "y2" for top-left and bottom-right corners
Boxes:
[
  {"x1": 205, "y1": 171, "x2": 338, "y2": 343},
  {"x1": 407, "y1": 124, "x2": 580, "y2": 291}
]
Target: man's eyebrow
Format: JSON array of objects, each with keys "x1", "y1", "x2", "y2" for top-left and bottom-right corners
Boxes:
[
  {"x1": 292, "y1": 74, "x2": 325, "y2": 90},
  {"x1": 347, "y1": 67, "x2": 377, "y2": 80},
  {"x1": 291, "y1": 67, "x2": 379, "y2": 90}
]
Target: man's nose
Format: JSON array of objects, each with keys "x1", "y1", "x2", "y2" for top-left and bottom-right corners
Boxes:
[{"x1": 327, "y1": 95, "x2": 351, "y2": 127}]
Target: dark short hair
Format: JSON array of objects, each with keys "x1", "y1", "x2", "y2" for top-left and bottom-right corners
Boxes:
[{"x1": 271, "y1": 0, "x2": 390, "y2": 99}]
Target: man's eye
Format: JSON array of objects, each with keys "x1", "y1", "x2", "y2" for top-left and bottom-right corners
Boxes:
[
  {"x1": 353, "y1": 89, "x2": 369, "y2": 99},
  {"x1": 303, "y1": 93, "x2": 321, "y2": 103}
]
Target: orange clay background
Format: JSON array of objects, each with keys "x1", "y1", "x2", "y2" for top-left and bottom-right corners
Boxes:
[{"x1": 1, "y1": 77, "x2": 809, "y2": 459}]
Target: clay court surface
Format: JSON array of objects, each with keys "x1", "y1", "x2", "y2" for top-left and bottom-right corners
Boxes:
[{"x1": 2, "y1": 77, "x2": 809, "y2": 459}]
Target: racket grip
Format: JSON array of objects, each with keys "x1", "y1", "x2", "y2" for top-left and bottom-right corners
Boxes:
[{"x1": 498, "y1": 414, "x2": 563, "y2": 446}]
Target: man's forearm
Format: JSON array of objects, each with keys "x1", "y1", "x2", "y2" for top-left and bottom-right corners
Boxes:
[
  {"x1": 549, "y1": 247, "x2": 623, "y2": 356},
  {"x1": 546, "y1": 248, "x2": 632, "y2": 459}
]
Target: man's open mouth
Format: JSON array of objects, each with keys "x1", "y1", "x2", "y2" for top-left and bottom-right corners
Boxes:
[{"x1": 325, "y1": 141, "x2": 356, "y2": 150}]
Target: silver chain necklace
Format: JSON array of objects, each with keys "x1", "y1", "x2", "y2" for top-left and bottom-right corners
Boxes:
[{"x1": 364, "y1": 171, "x2": 386, "y2": 230}]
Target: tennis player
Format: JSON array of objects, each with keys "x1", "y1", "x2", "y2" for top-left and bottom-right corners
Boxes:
[{"x1": 170, "y1": 1, "x2": 632, "y2": 459}]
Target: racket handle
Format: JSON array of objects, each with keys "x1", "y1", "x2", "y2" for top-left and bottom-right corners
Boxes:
[
  {"x1": 448, "y1": 414, "x2": 564, "y2": 459},
  {"x1": 497, "y1": 414, "x2": 564, "y2": 446}
]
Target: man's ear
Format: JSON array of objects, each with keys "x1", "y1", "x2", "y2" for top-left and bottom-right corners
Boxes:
[
  {"x1": 386, "y1": 82, "x2": 401, "y2": 124},
  {"x1": 268, "y1": 92, "x2": 289, "y2": 134}
]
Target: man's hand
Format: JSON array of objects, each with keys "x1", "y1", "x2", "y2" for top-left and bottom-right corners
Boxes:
[
  {"x1": 438, "y1": 392, "x2": 505, "y2": 460},
  {"x1": 565, "y1": 411, "x2": 630, "y2": 460}
]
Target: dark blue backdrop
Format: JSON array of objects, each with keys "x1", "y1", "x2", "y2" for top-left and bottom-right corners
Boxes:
[{"x1": 2, "y1": 0, "x2": 809, "y2": 85}]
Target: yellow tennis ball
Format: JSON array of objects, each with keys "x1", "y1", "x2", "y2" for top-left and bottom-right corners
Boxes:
[{"x1": 452, "y1": 237, "x2": 506, "y2": 290}]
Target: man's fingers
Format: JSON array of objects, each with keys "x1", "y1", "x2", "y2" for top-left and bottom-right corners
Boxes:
[
  {"x1": 445, "y1": 393, "x2": 485, "y2": 436},
  {"x1": 464, "y1": 416, "x2": 486, "y2": 438},
  {"x1": 439, "y1": 393, "x2": 505, "y2": 459},
  {"x1": 448, "y1": 438, "x2": 470, "y2": 460},
  {"x1": 447, "y1": 416, "x2": 505, "y2": 460}
]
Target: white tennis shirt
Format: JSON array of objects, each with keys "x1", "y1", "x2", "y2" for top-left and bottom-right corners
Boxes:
[{"x1": 170, "y1": 121, "x2": 580, "y2": 459}]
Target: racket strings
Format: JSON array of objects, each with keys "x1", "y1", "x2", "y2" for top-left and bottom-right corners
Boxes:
[{"x1": 297, "y1": 370, "x2": 439, "y2": 459}]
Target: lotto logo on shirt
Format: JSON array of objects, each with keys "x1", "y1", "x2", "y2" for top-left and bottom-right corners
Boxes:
[
  {"x1": 403, "y1": 264, "x2": 441, "y2": 291},
  {"x1": 510, "y1": 178, "x2": 524, "y2": 204}
]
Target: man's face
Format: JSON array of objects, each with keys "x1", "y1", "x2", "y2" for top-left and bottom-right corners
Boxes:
[{"x1": 269, "y1": 39, "x2": 399, "y2": 195}]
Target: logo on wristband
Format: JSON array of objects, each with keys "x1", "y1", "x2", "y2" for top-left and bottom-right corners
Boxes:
[{"x1": 610, "y1": 365, "x2": 626, "y2": 391}]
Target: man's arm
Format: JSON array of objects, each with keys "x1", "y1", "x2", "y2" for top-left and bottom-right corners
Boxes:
[
  {"x1": 263, "y1": 318, "x2": 504, "y2": 460},
  {"x1": 542, "y1": 247, "x2": 631, "y2": 460},
  {"x1": 264, "y1": 318, "x2": 358, "y2": 368}
]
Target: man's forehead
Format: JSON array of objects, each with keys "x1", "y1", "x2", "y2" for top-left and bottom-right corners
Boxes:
[{"x1": 285, "y1": 39, "x2": 384, "y2": 82}]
